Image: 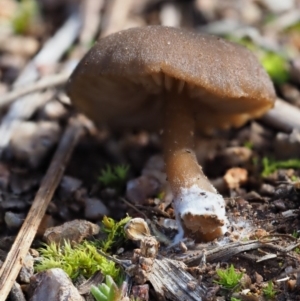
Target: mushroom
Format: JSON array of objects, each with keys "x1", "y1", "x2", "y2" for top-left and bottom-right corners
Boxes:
[{"x1": 67, "y1": 26, "x2": 276, "y2": 242}]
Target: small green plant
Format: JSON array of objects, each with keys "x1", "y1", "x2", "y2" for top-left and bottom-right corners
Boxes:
[
  {"x1": 35, "y1": 240, "x2": 120, "y2": 280},
  {"x1": 214, "y1": 264, "x2": 243, "y2": 290},
  {"x1": 292, "y1": 232, "x2": 300, "y2": 253},
  {"x1": 291, "y1": 175, "x2": 299, "y2": 182},
  {"x1": 243, "y1": 141, "x2": 254, "y2": 150},
  {"x1": 261, "y1": 52, "x2": 289, "y2": 84},
  {"x1": 99, "y1": 215, "x2": 132, "y2": 252},
  {"x1": 98, "y1": 164, "x2": 129, "y2": 191},
  {"x1": 91, "y1": 275, "x2": 128, "y2": 301},
  {"x1": 261, "y1": 157, "x2": 300, "y2": 177},
  {"x1": 231, "y1": 298, "x2": 241, "y2": 301},
  {"x1": 285, "y1": 21, "x2": 300, "y2": 33},
  {"x1": 12, "y1": 0, "x2": 39, "y2": 34},
  {"x1": 156, "y1": 191, "x2": 165, "y2": 200},
  {"x1": 263, "y1": 281, "x2": 276, "y2": 299},
  {"x1": 294, "y1": 247, "x2": 300, "y2": 254}
]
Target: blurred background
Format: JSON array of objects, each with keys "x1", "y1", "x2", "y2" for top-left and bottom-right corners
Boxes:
[{"x1": 0, "y1": 0, "x2": 300, "y2": 89}]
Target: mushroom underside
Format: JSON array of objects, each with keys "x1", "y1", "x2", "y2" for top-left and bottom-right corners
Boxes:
[{"x1": 69, "y1": 73, "x2": 272, "y2": 131}]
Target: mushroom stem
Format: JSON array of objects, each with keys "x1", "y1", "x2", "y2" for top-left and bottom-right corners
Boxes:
[
  {"x1": 163, "y1": 89, "x2": 227, "y2": 241},
  {"x1": 163, "y1": 89, "x2": 216, "y2": 195}
]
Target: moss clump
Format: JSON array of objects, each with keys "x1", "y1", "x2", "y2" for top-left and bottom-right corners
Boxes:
[
  {"x1": 35, "y1": 240, "x2": 120, "y2": 280},
  {"x1": 263, "y1": 281, "x2": 277, "y2": 299},
  {"x1": 12, "y1": 0, "x2": 39, "y2": 34},
  {"x1": 261, "y1": 52, "x2": 289, "y2": 84},
  {"x1": 99, "y1": 215, "x2": 132, "y2": 252},
  {"x1": 98, "y1": 164, "x2": 130, "y2": 192}
]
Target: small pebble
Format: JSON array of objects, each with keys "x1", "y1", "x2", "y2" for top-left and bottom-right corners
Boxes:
[
  {"x1": 84, "y1": 198, "x2": 109, "y2": 220},
  {"x1": 19, "y1": 254, "x2": 34, "y2": 284},
  {"x1": 4, "y1": 211, "x2": 25, "y2": 229},
  {"x1": 273, "y1": 199, "x2": 287, "y2": 211},
  {"x1": 44, "y1": 220, "x2": 100, "y2": 244},
  {"x1": 28, "y1": 268, "x2": 84, "y2": 301},
  {"x1": 126, "y1": 175, "x2": 160, "y2": 204},
  {"x1": 260, "y1": 183, "x2": 275, "y2": 196}
]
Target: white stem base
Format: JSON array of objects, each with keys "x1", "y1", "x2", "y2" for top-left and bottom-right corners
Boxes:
[{"x1": 173, "y1": 185, "x2": 228, "y2": 243}]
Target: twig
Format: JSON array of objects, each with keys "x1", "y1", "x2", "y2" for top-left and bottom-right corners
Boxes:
[
  {"x1": 79, "y1": 0, "x2": 104, "y2": 47},
  {"x1": 14, "y1": 11, "x2": 81, "y2": 87},
  {"x1": 261, "y1": 98, "x2": 300, "y2": 132},
  {"x1": 119, "y1": 197, "x2": 147, "y2": 219},
  {"x1": 173, "y1": 239, "x2": 278, "y2": 266},
  {"x1": 0, "y1": 73, "x2": 70, "y2": 108},
  {"x1": 264, "y1": 10, "x2": 300, "y2": 32},
  {"x1": 0, "y1": 116, "x2": 86, "y2": 301},
  {"x1": 0, "y1": 10, "x2": 81, "y2": 154},
  {"x1": 101, "y1": 0, "x2": 135, "y2": 37}
]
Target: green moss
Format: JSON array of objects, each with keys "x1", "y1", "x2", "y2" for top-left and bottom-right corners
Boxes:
[
  {"x1": 35, "y1": 240, "x2": 120, "y2": 280},
  {"x1": 285, "y1": 22, "x2": 300, "y2": 33},
  {"x1": 243, "y1": 141, "x2": 254, "y2": 150},
  {"x1": 99, "y1": 215, "x2": 132, "y2": 252},
  {"x1": 261, "y1": 52, "x2": 289, "y2": 84},
  {"x1": 98, "y1": 164, "x2": 129, "y2": 191},
  {"x1": 261, "y1": 157, "x2": 300, "y2": 177},
  {"x1": 263, "y1": 281, "x2": 277, "y2": 299},
  {"x1": 12, "y1": 0, "x2": 38, "y2": 34}
]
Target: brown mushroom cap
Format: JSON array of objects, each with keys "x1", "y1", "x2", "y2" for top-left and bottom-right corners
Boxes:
[{"x1": 67, "y1": 26, "x2": 275, "y2": 131}]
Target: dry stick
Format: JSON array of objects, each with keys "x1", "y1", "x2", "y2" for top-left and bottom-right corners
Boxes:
[
  {"x1": 0, "y1": 117, "x2": 85, "y2": 301},
  {"x1": 264, "y1": 10, "x2": 300, "y2": 32},
  {"x1": 79, "y1": 0, "x2": 104, "y2": 46},
  {"x1": 0, "y1": 73, "x2": 70, "y2": 108},
  {"x1": 101, "y1": 0, "x2": 135, "y2": 37},
  {"x1": 72, "y1": 0, "x2": 104, "y2": 59}
]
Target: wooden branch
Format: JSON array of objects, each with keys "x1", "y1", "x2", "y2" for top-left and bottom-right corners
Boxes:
[
  {"x1": 0, "y1": 116, "x2": 85, "y2": 301},
  {"x1": 148, "y1": 257, "x2": 207, "y2": 301},
  {"x1": 0, "y1": 73, "x2": 70, "y2": 108}
]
